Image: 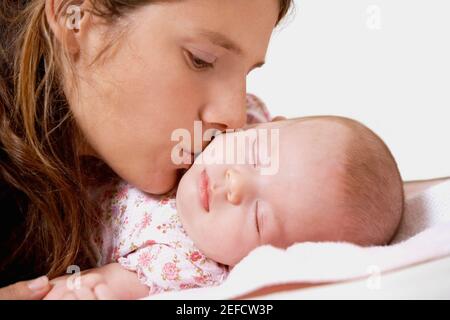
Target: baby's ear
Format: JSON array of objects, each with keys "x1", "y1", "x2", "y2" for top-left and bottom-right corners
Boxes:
[{"x1": 271, "y1": 116, "x2": 287, "y2": 122}]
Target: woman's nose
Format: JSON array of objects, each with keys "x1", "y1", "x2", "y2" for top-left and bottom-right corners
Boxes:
[
  {"x1": 225, "y1": 168, "x2": 245, "y2": 205},
  {"x1": 201, "y1": 82, "x2": 247, "y2": 131}
]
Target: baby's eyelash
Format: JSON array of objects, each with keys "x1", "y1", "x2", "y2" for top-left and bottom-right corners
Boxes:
[
  {"x1": 255, "y1": 200, "x2": 260, "y2": 235},
  {"x1": 252, "y1": 138, "x2": 259, "y2": 168}
]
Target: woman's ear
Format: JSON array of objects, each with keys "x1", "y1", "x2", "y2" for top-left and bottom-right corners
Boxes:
[{"x1": 45, "y1": 0, "x2": 90, "y2": 56}]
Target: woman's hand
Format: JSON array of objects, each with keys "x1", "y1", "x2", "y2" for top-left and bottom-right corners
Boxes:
[
  {"x1": 44, "y1": 272, "x2": 116, "y2": 300},
  {"x1": 0, "y1": 276, "x2": 51, "y2": 300},
  {"x1": 44, "y1": 263, "x2": 147, "y2": 300}
]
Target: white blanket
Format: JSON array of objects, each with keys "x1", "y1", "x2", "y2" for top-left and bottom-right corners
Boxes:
[
  {"x1": 392, "y1": 179, "x2": 450, "y2": 243},
  {"x1": 147, "y1": 180, "x2": 450, "y2": 300}
]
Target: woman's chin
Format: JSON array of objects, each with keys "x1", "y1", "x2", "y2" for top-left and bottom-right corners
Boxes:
[{"x1": 134, "y1": 169, "x2": 179, "y2": 195}]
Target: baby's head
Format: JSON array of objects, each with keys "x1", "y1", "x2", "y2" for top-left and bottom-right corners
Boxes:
[{"x1": 176, "y1": 116, "x2": 404, "y2": 266}]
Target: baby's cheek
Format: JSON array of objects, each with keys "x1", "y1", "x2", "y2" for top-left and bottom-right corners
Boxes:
[{"x1": 227, "y1": 238, "x2": 260, "y2": 266}]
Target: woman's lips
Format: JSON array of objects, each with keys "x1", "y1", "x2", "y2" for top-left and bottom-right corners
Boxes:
[{"x1": 199, "y1": 169, "x2": 210, "y2": 212}]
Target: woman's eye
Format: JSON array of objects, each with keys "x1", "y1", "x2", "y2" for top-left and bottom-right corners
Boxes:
[{"x1": 186, "y1": 51, "x2": 214, "y2": 70}]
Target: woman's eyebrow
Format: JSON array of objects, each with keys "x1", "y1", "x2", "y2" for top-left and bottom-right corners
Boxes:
[
  {"x1": 196, "y1": 29, "x2": 265, "y2": 70},
  {"x1": 197, "y1": 29, "x2": 243, "y2": 54}
]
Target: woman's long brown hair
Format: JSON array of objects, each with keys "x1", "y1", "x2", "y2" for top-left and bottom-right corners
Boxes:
[{"x1": 0, "y1": 0, "x2": 293, "y2": 279}]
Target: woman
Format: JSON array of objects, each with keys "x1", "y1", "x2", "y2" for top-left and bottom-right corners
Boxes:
[{"x1": 0, "y1": 0, "x2": 293, "y2": 298}]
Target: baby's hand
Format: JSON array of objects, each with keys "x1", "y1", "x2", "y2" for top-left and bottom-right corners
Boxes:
[
  {"x1": 272, "y1": 115, "x2": 287, "y2": 122},
  {"x1": 44, "y1": 270, "x2": 116, "y2": 300}
]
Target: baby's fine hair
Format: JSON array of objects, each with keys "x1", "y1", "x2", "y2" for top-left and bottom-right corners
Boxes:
[{"x1": 332, "y1": 117, "x2": 404, "y2": 246}]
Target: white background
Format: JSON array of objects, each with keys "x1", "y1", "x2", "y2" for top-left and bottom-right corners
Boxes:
[{"x1": 248, "y1": 0, "x2": 450, "y2": 181}]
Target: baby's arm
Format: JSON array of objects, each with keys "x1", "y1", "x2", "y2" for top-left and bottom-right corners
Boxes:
[
  {"x1": 44, "y1": 263, "x2": 149, "y2": 300},
  {"x1": 45, "y1": 243, "x2": 227, "y2": 299}
]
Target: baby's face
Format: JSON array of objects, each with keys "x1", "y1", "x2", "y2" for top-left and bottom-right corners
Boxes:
[{"x1": 176, "y1": 119, "x2": 350, "y2": 266}]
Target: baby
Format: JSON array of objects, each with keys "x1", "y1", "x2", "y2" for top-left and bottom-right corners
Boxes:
[{"x1": 44, "y1": 116, "x2": 404, "y2": 299}]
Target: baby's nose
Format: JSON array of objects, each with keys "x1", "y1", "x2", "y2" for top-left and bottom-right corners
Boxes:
[{"x1": 225, "y1": 169, "x2": 245, "y2": 205}]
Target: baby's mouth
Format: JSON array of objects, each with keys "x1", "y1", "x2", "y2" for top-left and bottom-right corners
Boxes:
[{"x1": 199, "y1": 169, "x2": 210, "y2": 212}]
